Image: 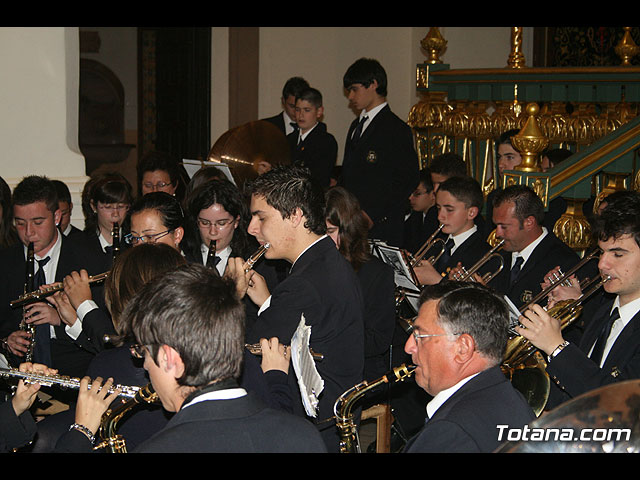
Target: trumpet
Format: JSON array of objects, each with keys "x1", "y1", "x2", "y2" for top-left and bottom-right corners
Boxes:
[
  {"x1": 10, "y1": 271, "x2": 110, "y2": 309},
  {"x1": 244, "y1": 342, "x2": 324, "y2": 361},
  {"x1": 451, "y1": 239, "x2": 505, "y2": 284},
  {"x1": 244, "y1": 243, "x2": 270, "y2": 273},
  {"x1": 407, "y1": 224, "x2": 446, "y2": 268},
  {"x1": 0, "y1": 367, "x2": 141, "y2": 399},
  {"x1": 519, "y1": 247, "x2": 601, "y2": 314}
]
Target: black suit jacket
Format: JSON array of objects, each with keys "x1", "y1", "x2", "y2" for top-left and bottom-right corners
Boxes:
[
  {"x1": 546, "y1": 296, "x2": 640, "y2": 402},
  {"x1": 56, "y1": 387, "x2": 327, "y2": 453},
  {"x1": 488, "y1": 231, "x2": 580, "y2": 310},
  {"x1": 341, "y1": 105, "x2": 419, "y2": 247},
  {"x1": 437, "y1": 229, "x2": 496, "y2": 278},
  {"x1": 286, "y1": 122, "x2": 337, "y2": 188},
  {"x1": 0, "y1": 234, "x2": 106, "y2": 377},
  {"x1": 402, "y1": 208, "x2": 440, "y2": 255},
  {"x1": 261, "y1": 113, "x2": 289, "y2": 137},
  {"x1": 403, "y1": 366, "x2": 536, "y2": 453},
  {"x1": 243, "y1": 236, "x2": 364, "y2": 450}
]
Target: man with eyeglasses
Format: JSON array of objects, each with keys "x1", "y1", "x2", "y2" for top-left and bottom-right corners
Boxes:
[{"x1": 403, "y1": 281, "x2": 535, "y2": 453}]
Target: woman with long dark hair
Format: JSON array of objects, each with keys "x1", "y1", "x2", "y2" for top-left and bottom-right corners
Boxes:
[
  {"x1": 0, "y1": 176, "x2": 18, "y2": 249},
  {"x1": 325, "y1": 186, "x2": 396, "y2": 382}
]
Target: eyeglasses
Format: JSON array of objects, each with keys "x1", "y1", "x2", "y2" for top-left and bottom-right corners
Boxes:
[
  {"x1": 197, "y1": 218, "x2": 235, "y2": 230},
  {"x1": 124, "y1": 230, "x2": 173, "y2": 245},
  {"x1": 143, "y1": 181, "x2": 173, "y2": 190},
  {"x1": 412, "y1": 330, "x2": 460, "y2": 342},
  {"x1": 410, "y1": 190, "x2": 429, "y2": 197},
  {"x1": 97, "y1": 203, "x2": 130, "y2": 212},
  {"x1": 130, "y1": 344, "x2": 148, "y2": 359}
]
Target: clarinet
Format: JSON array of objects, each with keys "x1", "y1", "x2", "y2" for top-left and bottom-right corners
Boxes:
[{"x1": 20, "y1": 242, "x2": 37, "y2": 362}]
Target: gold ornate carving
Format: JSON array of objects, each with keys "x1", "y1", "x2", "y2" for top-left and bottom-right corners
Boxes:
[
  {"x1": 615, "y1": 27, "x2": 640, "y2": 66},
  {"x1": 507, "y1": 27, "x2": 526, "y2": 69},
  {"x1": 421, "y1": 27, "x2": 447, "y2": 65},
  {"x1": 511, "y1": 103, "x2": 549, "y2": 172},
  {"x1": 591, "y1": 171, "x2": 631, "y2": 214},
  {"x1": 553, "y1": 199, "x2": 592, "y2": 253},
  {"x1": 527, "y1": 176, "x2": 549, "y2": 207}
]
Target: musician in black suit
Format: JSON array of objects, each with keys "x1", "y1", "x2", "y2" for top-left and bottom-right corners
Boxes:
[
  {"x1": 340, "y1": 58, "x2": 419, "y2": 247},
  {"x1": 0, "y1": 176, "x2": 105, "y2": 379},
  {"x1": 51, "y1": 179, "x2": 83, "y2": 239},
  {"x1": 403, "y1": 168, "x2": 438, "y2": 254},
  {"x1": 261, "y1": 76, "x2": 310, "y2": 138},
  {"x1": 56, "y1": 264, "x2": 327, "y2": 453},
  {"x1": 228, "y1": 166, "x2": 364, "y2": 452},
  {"x1": 413, "y1": 176, "x2": 495, "y2": 286},
  {"x1": 488, "y1": 185, "x2": 579, "y2": 310},
  {"x1": 518, "y1": 190, "x2": 640, "y2": 408},
  {"x1": 403, "y1": 281, "x2": 535, "y2": 453},
  {"x1": 286, "y1": 87, "x2": 337, "y2": 189}
]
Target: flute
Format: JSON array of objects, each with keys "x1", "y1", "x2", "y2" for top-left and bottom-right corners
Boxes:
[
  {"x1": 10, "y1": 272, "x2": 110, "y2": 309},
  {"x1": 0, "y1": 367, "x2": 141, "y2": 399}
]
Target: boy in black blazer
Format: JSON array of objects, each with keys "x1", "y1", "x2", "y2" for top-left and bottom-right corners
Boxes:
[{"x1": 286, "y1": 87, "x2": 337, "y2": 189}]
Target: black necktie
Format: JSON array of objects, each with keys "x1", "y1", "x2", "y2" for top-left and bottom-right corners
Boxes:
[
  {"x1": 435, "y1": 238, "x2": 455, "y2": 272},
  {"x1": 32, "y1": 257, "x2": 52, "y2": 366},
  {"x1": 290, "y1": 122, "x2": 299, "y2": 132},
  {"x1": 351, "y1": 115, "x2": 368, "y2": 143},
  {"x1": 509, "y1": 256, "x2": 524, "y2": 285},
  {"x1": 590, "y1": 307, "x2": 620, "y2": 365},
  {"x1": 207, "y1": 255, "x2": 221, "y2": 275}
]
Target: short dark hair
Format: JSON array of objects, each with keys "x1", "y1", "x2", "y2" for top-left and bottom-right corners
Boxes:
[
  {"x1": 417, "y1": 168, "x2": 434, "y2": 193},
  {"x1": 83, "y1": 173, "x2": 133, "y2": 233},
  {"x1": 282, "y1": 76, "x2": 310, "y2": 99},
  {"x1": 12, "y1": 175, "x2": 58, "y2": 213},
  {"x1": 51, "y1": 180, "x2": 72, "y2": 204},
  {"x1": 419, "y1": 280, "x2": 509, "y2": 365},
  {"x1": 343, "y1": 58, "x2": 388, "y2": 97},
  {"x1": 492, "y1": 184, "x2": 544, "y2": 227},
  {"x1": 496, "y1": 129, "x2": 521, "y2": 148},
  {"x1": 246, "y1": 165, "x2": 326, "y2": 235},
  {"x1": 429, "y1": 153, "x2": 467, "y2": 178},
  {"x1": 128, "y1": 263, "x2": 245, "y2": 387},
  {"x1": 137, "y1": 150, "x2": 181, "y2": 187},
  {"x1": 592, "y1": 190, "x2": 640, "y2": 248},
  {"x1": 437, "y1": 176, "x2": 483, "y2": 210},
  {"x1": 130, "y1": 191, "x2": 185, "y2": 233},
  {"x1": 296, "y1": 87, "x2": 323, "y2": 109}
]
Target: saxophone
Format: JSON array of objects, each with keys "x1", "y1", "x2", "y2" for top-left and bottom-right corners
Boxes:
[
  {"x1": 93, "y1": 383, "x2": 159, "y2": 453},
  {"x1": 20, "y1": 242, "x2": 36, "y2": 362},
  {"x1": 334, "y1": 364, "x2": 416, "y2": 453}
]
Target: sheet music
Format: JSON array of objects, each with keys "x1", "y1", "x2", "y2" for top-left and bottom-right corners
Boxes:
[
  {"x1": 504, "y1": 295, "x2": 523, "y2": 334},
  {"x1": 372, "y1": 243, "x2": 420, "y2": 292},
  {"x1": 181, "y1": 159, "x2": 236, "y2": 185},
  {"x1": 290, "y1": 315, "x2": 324, "y2": 418}
]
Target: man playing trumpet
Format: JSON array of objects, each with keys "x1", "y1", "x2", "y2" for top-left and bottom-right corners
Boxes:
[{"x1": 517, "y1": 190, "x2": 640, "y2": 409}]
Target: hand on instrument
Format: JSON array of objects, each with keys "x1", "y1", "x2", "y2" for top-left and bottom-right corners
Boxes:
[
  {"x1": 48, "y1": 291, "x2": 78, "y2": 327},
  {"x1": 74, "y1": 376, "x2": 121, "y2": 435},
  {"x1": 63, "y1": 270, "x2": 93, "y2": 310},
  {"x1": 446, "y1": 262, "x2": 485, "y2": 284},
  {"x1": 23, "y1": 299, "x2": 61, "y2": 327},
  {"x1": 540, "y1": 266, "x2": 581, "y2": 309},
  {"x1": 225, "y1": 257, "x2": 250, "y2": 299},
  {"x1": 259, "y1": 337, "x2": 290, "y2": 374},
  {"x1": 6, "y1": 330, "x2": 32, "y2": 357},
  {"x1": 255, "y1": 161, "x2": 273, "y2": 175},
  {"x1": 12, "y1": 362, "x2": 58, "y2": 416},
  {"x1": 413, "y1": 260, "x2": 444, "y2": 286},
  {"x1": 515, "y1": 304, "x2": 564, "y2": 356}
]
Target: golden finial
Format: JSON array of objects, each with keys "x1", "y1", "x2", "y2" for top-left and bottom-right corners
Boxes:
[
  {"x1": 511, "y1": 103, "x2": 549, "y2": 172},
  {"x1": 615, "y1": 27, "x2": 639, "y2": 66},
  {"x1": 421, "y1": 27, "x2": 447, "y2": 64},
  {"x1": 507, "y1": 27, "x2": 526, "y2": 69}
]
